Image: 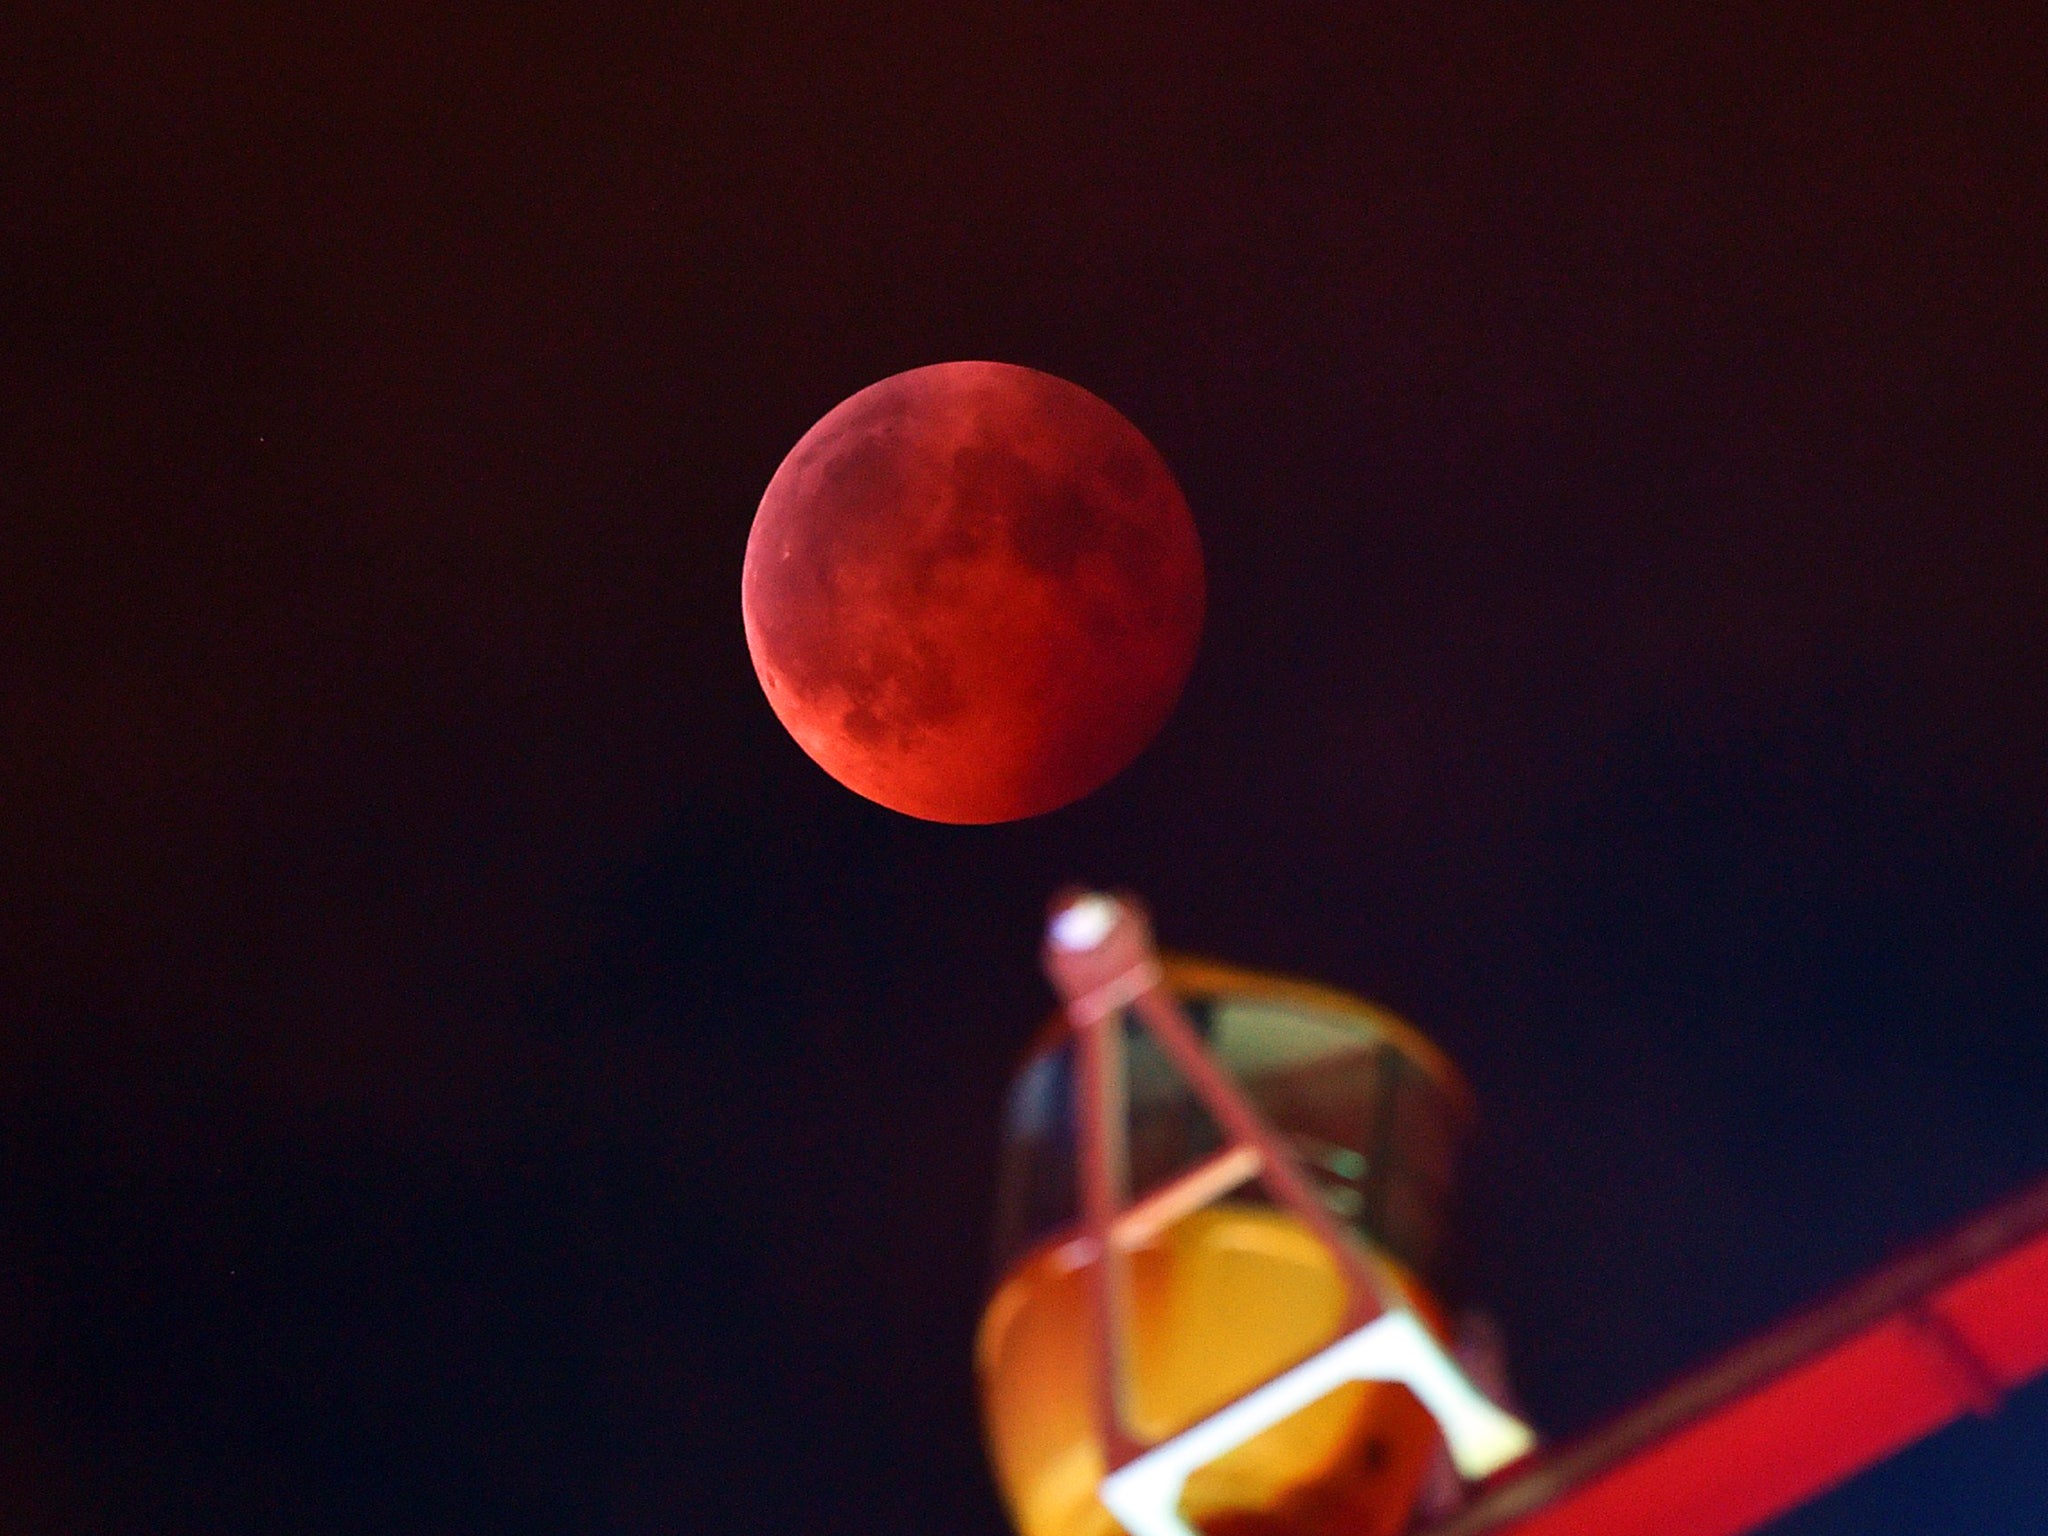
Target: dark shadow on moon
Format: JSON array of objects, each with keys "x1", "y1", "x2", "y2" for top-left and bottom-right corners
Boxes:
[{"x1": 743, "y1": 362, "x2": 1204, "y2": 821}]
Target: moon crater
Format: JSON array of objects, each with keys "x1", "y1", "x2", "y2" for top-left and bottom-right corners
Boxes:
[{"x1": 743, "y1": 361, "x2": 1204, "y2": 823}]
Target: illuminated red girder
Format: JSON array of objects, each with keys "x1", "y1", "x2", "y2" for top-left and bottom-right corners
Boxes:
[{"x1": 1424, "y1": 1174, "x2": 2048, "y2": 1536}]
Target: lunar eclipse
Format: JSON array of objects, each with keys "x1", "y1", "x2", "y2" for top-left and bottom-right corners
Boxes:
[{"x1": 742, "y1": 362, "x2": 1205, "y2": 823}]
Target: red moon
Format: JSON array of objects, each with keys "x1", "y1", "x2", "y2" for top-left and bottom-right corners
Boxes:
[{"x1": 742, "y1": 362, "x2": 1205, "y2": 823}]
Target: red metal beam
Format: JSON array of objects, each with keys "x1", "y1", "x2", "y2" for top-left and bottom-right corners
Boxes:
[{"x1": 1426, "y1": 1174, "x2": 2048, "y2": 1536}]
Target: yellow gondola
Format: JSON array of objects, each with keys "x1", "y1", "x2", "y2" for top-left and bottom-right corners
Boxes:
[{"x1": 977, "y1": 897, "x2": 1518, "y2": 1536}]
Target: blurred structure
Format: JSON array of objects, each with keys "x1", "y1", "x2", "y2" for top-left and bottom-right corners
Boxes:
[
  {"x1": 976, "y1": 892, "x2": 1530, "y2": 1536},
  {"x1": 1423, "y1": 1171, "x2": 2048, "y2": 1536},
  {"x1": 974, "y1": 890, "x2": 2048, "y2": 1536}
]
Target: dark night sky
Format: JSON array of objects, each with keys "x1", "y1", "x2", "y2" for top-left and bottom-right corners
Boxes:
[{"x1": 3, "y1": 5, "x2": 2046, "y2": 1532}]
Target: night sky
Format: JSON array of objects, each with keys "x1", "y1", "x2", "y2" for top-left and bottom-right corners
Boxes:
[{"x1": 4, "y1": 6, "x2": 2046, "y2": 1533}]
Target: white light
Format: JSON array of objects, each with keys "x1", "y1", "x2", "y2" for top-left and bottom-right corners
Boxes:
[
  {"x1": 1050, "y1": 894, "x2": 1120, "y2": 953},
  {"x1": 1099, "y1": 1310, "x2": 1536, "y2": 1536}
]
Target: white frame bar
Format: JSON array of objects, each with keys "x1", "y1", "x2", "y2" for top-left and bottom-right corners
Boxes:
[{"x1": 1099, "y1": 1309, "x2": 1536, "y2": 1536}]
